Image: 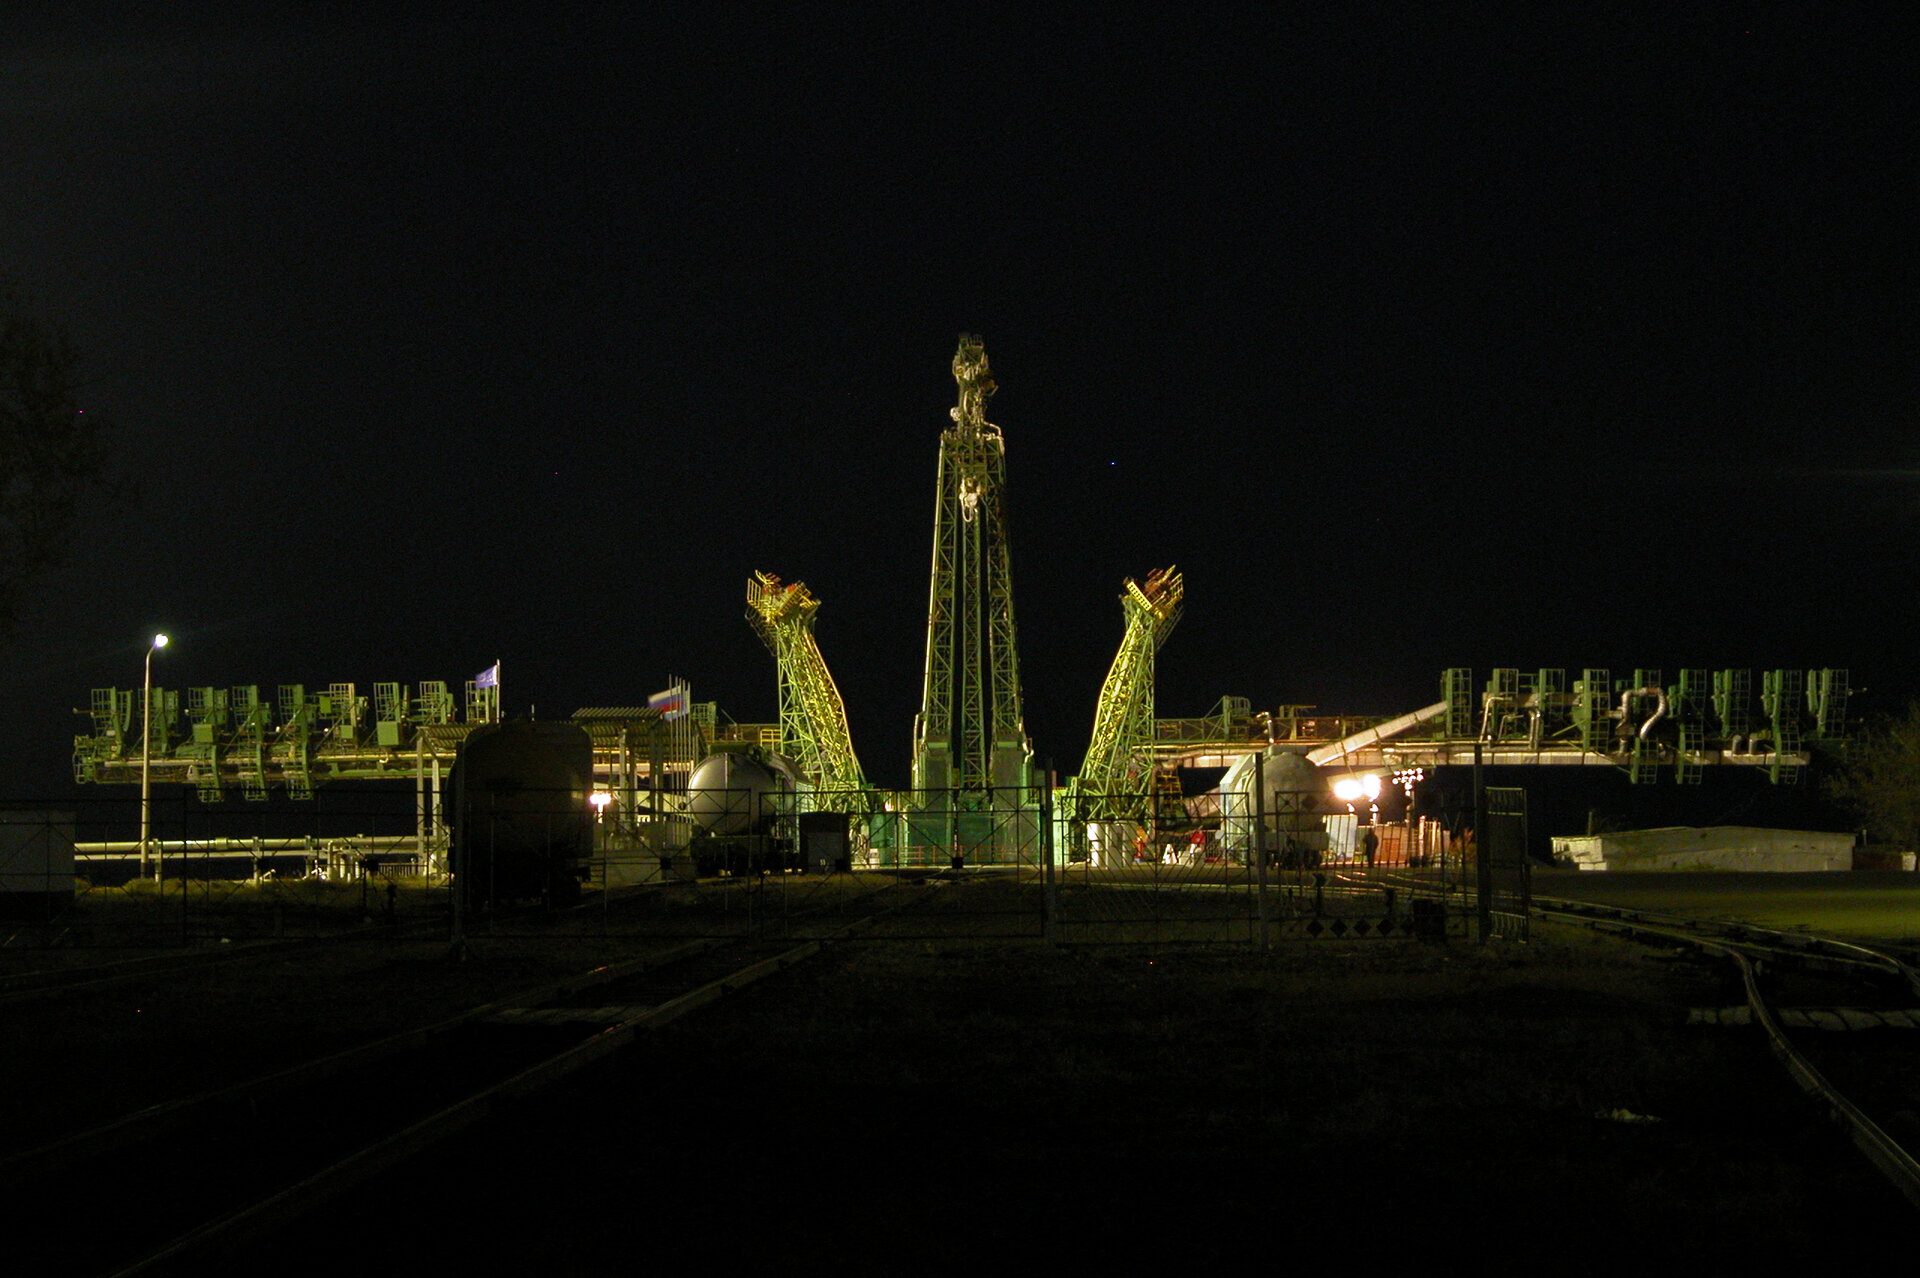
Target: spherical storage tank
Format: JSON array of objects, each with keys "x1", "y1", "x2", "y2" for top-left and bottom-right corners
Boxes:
[
  {"x1": 1217, "y1": 745, "x2": 1332, "y2": 867},
  {"x1": 686, "y1": 747, "x2": 805, "y2": 837}
]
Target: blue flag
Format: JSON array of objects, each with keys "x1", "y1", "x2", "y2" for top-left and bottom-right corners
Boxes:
[{"x1": 475, "y1": 662, "x2": 499, "y2": 689}]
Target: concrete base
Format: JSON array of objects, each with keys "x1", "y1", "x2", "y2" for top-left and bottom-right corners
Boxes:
[{"x1": 1551, "y1": 826, "x2": 1854, "y2": 872}]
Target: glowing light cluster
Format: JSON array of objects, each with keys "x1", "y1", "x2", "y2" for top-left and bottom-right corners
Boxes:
[{"x1": 1331, "y1": 773, "x2": 1382, "y2": 803}]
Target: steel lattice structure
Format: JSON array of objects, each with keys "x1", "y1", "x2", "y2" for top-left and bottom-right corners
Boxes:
[
  {"x1": 746, "y1": 571, "x2": 867, "y2": 793},
  {"x1": 911, "y1": 336, "x2": 1033, "y2": 816},
  {"x1": 1077, "y1": 567, "x2": 1183, "y2": 820}
]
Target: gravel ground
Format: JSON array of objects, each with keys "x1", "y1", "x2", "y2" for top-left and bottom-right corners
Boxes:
[
  {"x1": 266, "y1": 924, "x2": 1914, "y2": 1273},
  {"x1": 9, "y1": 879, "x2": 1917, "y2": 1272}
]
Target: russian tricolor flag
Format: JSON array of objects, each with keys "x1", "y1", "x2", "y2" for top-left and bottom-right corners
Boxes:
[{"x1": 648, "y1": 683, "x2": 688, "y2": 720}]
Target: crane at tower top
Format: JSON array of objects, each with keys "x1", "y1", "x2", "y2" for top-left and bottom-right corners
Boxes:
[{"x1": 949, "y1": 333, "x2": 998, "y2": 436}]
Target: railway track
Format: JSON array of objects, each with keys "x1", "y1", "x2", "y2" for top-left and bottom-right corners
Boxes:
[
  {"x1": 1522, "y1": 892, "x2": 1920, "y2": 1210},
  {"x1": 0, "y1": 873, "x2": 837, "y2": 1006},
  {"x1": 1357, "y1": 867, "x2": 1920, "y2": 1211},
  {"x1": 2, "y1": 876, "x2": 915, "y2": 1276}
]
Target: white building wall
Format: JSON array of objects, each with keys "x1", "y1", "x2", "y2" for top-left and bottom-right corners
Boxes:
[{"x1": 1550, "y1": 826, "x2": 1853, "y2": 872}]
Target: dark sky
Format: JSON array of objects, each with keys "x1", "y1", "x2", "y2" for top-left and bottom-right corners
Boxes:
[{"x1": 1, "y1": 6, "x2": 1912, "y2": 796}]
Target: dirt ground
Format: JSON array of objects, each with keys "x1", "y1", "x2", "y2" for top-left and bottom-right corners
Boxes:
[
  {"x1": 9, "y1": 878, "x2": 1918, "y2": 1272},
  {"x1": 263, "y1": 923, "x2": 1915, "y2": 1273}
]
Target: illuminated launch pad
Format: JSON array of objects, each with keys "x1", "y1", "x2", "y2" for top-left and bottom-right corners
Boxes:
[{"x1": 68, "y1": 339, "x2": 1855, "y2": 873}]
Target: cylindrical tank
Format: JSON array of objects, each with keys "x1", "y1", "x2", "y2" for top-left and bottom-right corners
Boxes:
[
  {"x1": 1217, "y1": 746, "x2": 1332, "y2": 867},
  {"x1": 449, "y1": 718, "x2": 594, "y2": 908}
]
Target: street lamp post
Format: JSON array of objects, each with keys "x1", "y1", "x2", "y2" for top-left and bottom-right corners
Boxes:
[{"x1": 140, "y1": 633, "x2": 168, "y2": 881}]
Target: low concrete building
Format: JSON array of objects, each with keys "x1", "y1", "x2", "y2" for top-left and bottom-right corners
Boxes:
[{"x1": 1551, "y1": 826, "x2": 1854, "y2": 872}]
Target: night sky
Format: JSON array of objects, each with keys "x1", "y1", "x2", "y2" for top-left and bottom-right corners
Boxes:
[{"x1": 1, "y1": 7, "x2": 1911, "y2": 798}]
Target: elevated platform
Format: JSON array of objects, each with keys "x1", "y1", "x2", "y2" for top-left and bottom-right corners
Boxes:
[
  {"x1": 1147, "y1": 666, "x2": 1844, "y2": 786},
  {"x1": 72, "y1": 681, "x2": 774, "y2": 800}
]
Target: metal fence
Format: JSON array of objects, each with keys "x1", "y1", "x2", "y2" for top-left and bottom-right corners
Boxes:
[
  {"x1": 0, "y1": 786, "x2": 1482, "y2": 949},
  {"x1": 695, "y1": 783, "x2": 1474, "y2": 945},
  {"x1": 0, "y1": 796, "x2": 444, "y2": 947}
]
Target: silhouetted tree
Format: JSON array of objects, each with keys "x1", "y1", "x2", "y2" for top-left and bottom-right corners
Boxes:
[
  {"x1": 0, "y1": 275, "x2": 110, "y2": 631},
  {"x1": 1825, "y1": 701, "x2": 1920, "y2": 852}
]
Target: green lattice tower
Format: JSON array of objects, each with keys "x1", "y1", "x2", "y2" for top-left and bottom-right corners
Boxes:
[
  {"x1": 1574, "y1": 669, "x2": 1611, "y2": 753},
  {"x1": 1533, "y1": 668, "x2": 1567, "y2": 746},
  {"x1": 1484, "y1": 668, "x2": 1522, "y2": 741},
  {"x1": 1762, "y1": 668, "x2": 1805, "y2": 784},
  {"x1": 413, "y1": 681, "x2": 455, "y2": 724},
  {"x1": 1628, "y1": 669, "x2": 1663, "y2": 784},
  {"x1": 1443, "y1": 668, "x2": 1474, "y2": 739},
  {"x1": 1712, "y1": 669, "x2": 1751, "y2": 743},
  {"x1": 747, "y1": 571, "x2": 868, "y2": 796},
  {"x1": 1672, "y1": 669, "x2": 1709, "y2": 785},
  {"x1": 1078, "y1": 568, "x2": 1183, "y2": 824},
  {"x1": 374, "y1": 681, "x2": 409, "y2": 746},
  {"x1": 277, "y1": 685, "x2": 317, "y2": 800},
  {"x1": 184, "y1": 687, "x2": 231, "y2": 801},
  {"x1": 231, "y1": 686, "x2": 271, "y2": 801},
  {"x1": 1806, "y1": 668, "x2": 1849, "y2": 742},
  {"x1": 911, "y1": 336, "x2": 1034, "y2": 857}
]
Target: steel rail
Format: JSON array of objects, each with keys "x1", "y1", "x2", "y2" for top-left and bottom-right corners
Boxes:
[
  {"x1": 1529, "y1": 901, "x2": 1920, "y2": 1212},
  {"x1": 5, "y1": 877, "x2": 902, "y2": 1188},
  {"x1": 1534, "y1": 893, "x2": 1920, "y2": 998},
  {"x1": 106, "y1": 901, "x2": 902, "y2": 1276},
  {"x1": 0, "y1": 879, "x2": 678, "y2": 1005},
  {"x1": 0, "y1": 937, "x2": 722, "y2": 1190}
]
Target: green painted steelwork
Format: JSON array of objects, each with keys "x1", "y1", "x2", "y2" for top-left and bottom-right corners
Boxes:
[
  {"x1": 1628, "y1": 669, "x2": 1664, "y2": 783},
  {"x1": 1443, "y1": 667, "x2": 1473, "y2": 739},
  {"x1": 910, "y1": 336, "x2": 1034, "y2": 856},
  {"x1": 1806, "y1": 668, "x2": 1849, "y2": 741},
  {"x1": 1575, "y1": 669, "x2": 1611, "y2": 752},
  {"x1": 1155, "y1": 695, "x2": 1252, "y2": 746},
  {"x1": 1672, "y1": 669, "x2": 1709, "y2": 785},
  {"x1": 746, "y1": 571, "x2": 868, "y2": 793},
  {"x1": 1713, "y1": 668, "x2": 1752, "y2": 743},
  {"x1": 1076, "y1": 567, "x2": 1183, "y2": 824},
  {"x1": 1762, "y1": 668, "x2": 1805, "y2": 784},
  {"x1": 73, "y1": 676, "x2": 736, "y2": 806}
]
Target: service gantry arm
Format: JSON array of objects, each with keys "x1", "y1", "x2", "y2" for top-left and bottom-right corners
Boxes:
[
  {"x1": 1077, "y1": 567, "x2": 1183, "y2": 822},
  {"x1": 746, "y1": 571, "x2": 868, "y2": 795}
]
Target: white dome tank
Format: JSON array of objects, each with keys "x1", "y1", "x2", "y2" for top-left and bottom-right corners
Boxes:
[
  {"x1": 1217, "y1": 746, "x2": 1332, "y2": 866},
  {"x1": 686, "y1": 748, "x2": 804, "y2": 837}
]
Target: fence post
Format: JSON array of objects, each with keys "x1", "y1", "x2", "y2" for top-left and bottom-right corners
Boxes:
[
  {"x1": 1254, "y1": 751, "x2": 1269, "y2": 949},
  {"x1": 1041, "y1": 770, "x2": 1056, "y2": 944},
  {"x1": 1474, "y1": 739, "x2": 1491, "y2": 944}
]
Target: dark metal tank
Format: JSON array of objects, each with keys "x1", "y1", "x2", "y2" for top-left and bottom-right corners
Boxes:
[{"x1": 450, "y1": 718, "x2": 594, "y2": 909}]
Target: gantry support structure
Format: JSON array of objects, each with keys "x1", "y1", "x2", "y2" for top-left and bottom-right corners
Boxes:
[
  {"x1": 746, "y1": 571, "x2": 867, "y2": 796},
  {"x1": 909, "y1": 336, "x2": 1035, "y2": 859},
  {"x1": 1147, "y1": 667, "x2": 1850, "y2": 782},
  {"x1": 1073, "y1": 568, "x2": 1184, "y2": 823}
]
